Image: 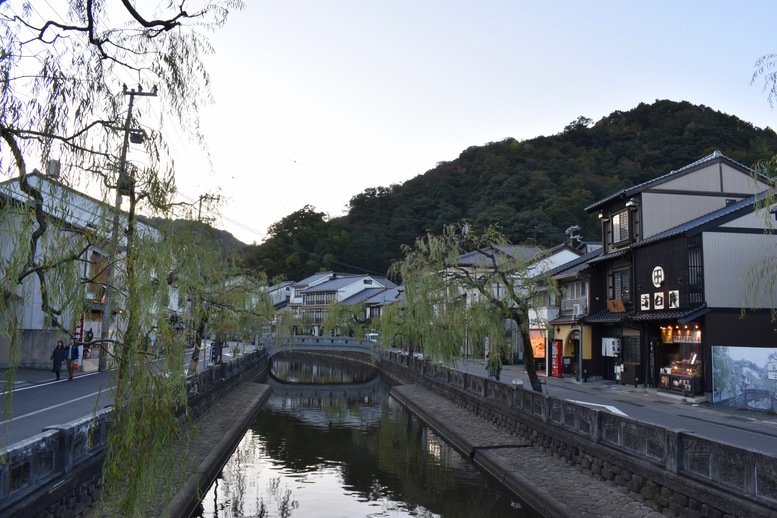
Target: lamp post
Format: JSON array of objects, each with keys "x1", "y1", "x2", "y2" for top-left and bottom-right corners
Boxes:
[
  {"x1": 578, "y1": 322, "x2": 584, "y2": 383},
  {"x1": 97, "y1": 85, "x2": 156, "y2": 371}
]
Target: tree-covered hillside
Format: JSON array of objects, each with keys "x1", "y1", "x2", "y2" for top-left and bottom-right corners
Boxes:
[{"x1": 241, "y1": 100, "x2": 777, "y2": 281}]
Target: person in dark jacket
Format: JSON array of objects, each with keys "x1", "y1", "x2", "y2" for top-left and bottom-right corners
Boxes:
[
  {"x1": 65, "y1": 338, "x2": 79, "y2": 381},
  {"x1": 50, "y1": 340, "x2": 66, "y2": 381}
]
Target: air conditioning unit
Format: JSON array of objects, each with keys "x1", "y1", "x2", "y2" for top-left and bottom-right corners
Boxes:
[{"x1": 572, "y1": 303, "x2": 587, "y2": 318}]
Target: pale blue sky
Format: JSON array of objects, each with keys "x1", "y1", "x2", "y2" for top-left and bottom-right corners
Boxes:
[{"x1": 175, "y1": 1, "x2": 777, "y2": 244}]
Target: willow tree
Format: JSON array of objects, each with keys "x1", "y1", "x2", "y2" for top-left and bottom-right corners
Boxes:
[
  {"x1": 0, "y1": 1, "x2": 244, "y2": 514},
  {"x1": 323, "y1": 300, "x2": 369, "y2": 338},
  {"x1": 386, "y1": 224, "x2": 557, "y2": 392},
  {"x1": 747, "y1": 58, "x2": 777, "y2": 320}
]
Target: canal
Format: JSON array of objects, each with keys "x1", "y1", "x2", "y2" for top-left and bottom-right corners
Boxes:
[{"x1": 194, "y1": 353, "x2": 538, "y2": 517}]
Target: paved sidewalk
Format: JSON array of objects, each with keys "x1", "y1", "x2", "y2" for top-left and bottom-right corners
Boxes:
[{"x1": 453, "y1": 358, "x2": 777, "y2": 430}]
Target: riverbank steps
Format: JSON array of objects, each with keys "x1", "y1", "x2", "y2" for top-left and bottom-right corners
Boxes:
[
  {"x1": 80, "y1": 382, "x2": 270, "y2": 518},
  {"x1": 391, "y1": 384, "x2": 665, "y2": 518}
]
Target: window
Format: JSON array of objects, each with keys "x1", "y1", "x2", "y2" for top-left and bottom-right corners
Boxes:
[
  {"x1": 563, "y1": 281, "x2": 587, "y2": 301},
  {"x1": 611, "y1": 210, "x2": 629, "y2": 243},
  {"x1": 303, "y1": 308, "x2": 325, "y2": 323},
  {"x1": 303, "y1": 292, "x2": 337, "y2": 305},
  {"x1": 561, "y1": 281, "x2": 587, "y2": 313},
  {"x1": 88, "y1": 251, "x2": 108, "y2": 302},
  {"x1": 612, "y1": 269, "x2": 631, "y2": 302},
  {"x1": 688, "y1": 235, "x2": 703, "y2": 304}
]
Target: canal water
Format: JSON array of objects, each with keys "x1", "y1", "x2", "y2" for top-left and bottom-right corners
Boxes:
[{"x1": 195, "y1": 354, "x2": 538, "y2": 518}]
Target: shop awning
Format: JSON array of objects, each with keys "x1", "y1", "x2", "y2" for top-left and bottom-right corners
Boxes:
[
  {"x1": 584, "y1": 309, "x2": 633, "y2": 323},
  {"x1": 631, "y1": 305, "x2": 708, "y2": 322},
  {"x1": 678, "y1": 306, "x2": 710, "y2": 324}
]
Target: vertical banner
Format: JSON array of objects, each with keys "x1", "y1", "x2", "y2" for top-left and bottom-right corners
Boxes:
[
  {"x1": 551, "y1": 340, "x2": 564, "y2": 378},
  {"x1": 75, "y1": 313, "x2": 85, "y2": 342}
]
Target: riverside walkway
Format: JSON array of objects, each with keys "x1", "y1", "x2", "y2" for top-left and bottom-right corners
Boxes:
[{"x1": 393, "y1": 383, "x2": 664, "y2": 518}]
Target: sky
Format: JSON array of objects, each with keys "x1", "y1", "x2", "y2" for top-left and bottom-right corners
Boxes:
[{"x1": 165, "y1": 1, "x2": 777, "y2": 245}]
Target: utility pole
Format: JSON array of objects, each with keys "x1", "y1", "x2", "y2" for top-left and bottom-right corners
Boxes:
[
  {"x1": 197, "y1": 193, "x2": 219, "y2": 223},
  {"x1": 98, "y1": 84, "x2": 157, "y2": 372}
]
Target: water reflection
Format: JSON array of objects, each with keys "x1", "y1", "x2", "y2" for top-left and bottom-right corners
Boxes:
[
  {"x1": 196, "y1": 355, "x2": 537, "y2": 518},
  {"x1": 270, "y1": 353, "x2": 380, "y2": 385}
]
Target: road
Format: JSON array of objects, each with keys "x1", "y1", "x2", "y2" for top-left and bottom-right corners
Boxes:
[
  {"x1": 453, "y1": 357, "x2": 777, "y2": 456},
  {"x1": 0, "y1": 341, "x2": 259, "y2": 447}
]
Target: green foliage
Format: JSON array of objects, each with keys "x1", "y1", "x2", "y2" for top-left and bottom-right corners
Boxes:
[
  {"x1": 242, "y1": 100, "x2": 777, "y2": 280},
  {"x1": 386, "y1": 224, "x2": 556, "y2": 392},
  {"x1": 0, "y1": 0, "x2": 245, "y2": 513},
  {"x1": 322, "y1": 300, "x2": 368, "y2": 338},
  {"x1": 743, "y1": 156, "x2": 777, "y2": 320}
]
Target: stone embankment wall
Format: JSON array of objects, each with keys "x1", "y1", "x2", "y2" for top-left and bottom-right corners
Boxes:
[
  {"x1": 0, "y1": 350, "x2": 269, "y2": 517},
  {"x1": 381, "y1": 352, "x2": 777, "y2": 517}
]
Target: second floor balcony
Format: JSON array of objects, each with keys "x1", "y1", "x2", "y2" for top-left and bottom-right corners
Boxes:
[{"x1": 560, "y1": 297, "x2": 588, "y2": 316}]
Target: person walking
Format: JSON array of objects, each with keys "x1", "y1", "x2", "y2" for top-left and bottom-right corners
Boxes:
[
  {"x1": 65, "y1": 338, "x2": 79, "y2": 381},
  {"x1": 50, "y1": 340, "x2": 66, "y2": 381}
]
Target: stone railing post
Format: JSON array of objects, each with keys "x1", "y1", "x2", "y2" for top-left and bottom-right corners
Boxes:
[{"x1": 665, "y1": 429, "x2": 683, "y2": 474}]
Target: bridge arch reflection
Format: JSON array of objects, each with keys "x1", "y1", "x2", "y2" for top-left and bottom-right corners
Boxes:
[
  {"x1": 269, "y1": 352, "x2": 382, "y2": 396},
  {"x1": 266, "y1": 352, "x2": 385, "y2": 429}
]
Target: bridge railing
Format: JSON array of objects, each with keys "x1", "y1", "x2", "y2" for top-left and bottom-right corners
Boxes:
[{"x1": 262, "y1": 336, "x2": 380, "y2": 359}]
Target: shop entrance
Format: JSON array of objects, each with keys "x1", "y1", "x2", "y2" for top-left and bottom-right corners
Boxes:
[
  {"x1": 563, "y1": 331, "x2": 579, "y2": 377},
  {"x1": 656, "y1": 322, "x2": 703, "y2": 395}
]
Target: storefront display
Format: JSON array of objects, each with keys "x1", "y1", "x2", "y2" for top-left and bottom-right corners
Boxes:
[{"x1": 658, "y1": 323, "x2": 702, "y2": 394}]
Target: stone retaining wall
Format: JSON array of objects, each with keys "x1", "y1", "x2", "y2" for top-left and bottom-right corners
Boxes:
[
  {"x1": 0, "y1": 349, "x2": 269, "y2": 517},
  {"x1": 381, "y1": 352, "x2": 777, "y2": 517}
]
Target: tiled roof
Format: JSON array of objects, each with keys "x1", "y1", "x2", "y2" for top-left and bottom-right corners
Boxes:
[
  {"x1": 549, "y1": 247, "x2": 603, "y2": 277},
  {"x1": 585, "y1": 305, "x2": 708, "y2": 324},
  {"x1": 303, "y1": 276, "x2": 383, "y2": 293},
  {"x1": 456, "y1": 245, "x2": 543, "y2": 267},
  {"x1": 587, "y1": 248, "x2": 629, "y2": 264},
  {"x1": 584, "y1": 309, "x2": 633, "y2": 324},
  {"x1": 293, "y1": 272, "x2": 335, "y2": 288},
  {"x1": 585, "y1": 151, "x2": 761, "y2": 213},
  {"x1": 340, "y1": 287, "x2": 386, "y2": 305},
  {"x1": 548, "y1": 315, "x2": 580, "y2": 325},
  {"x1": 366, "y1": 286, "x2": 404, "y2": 305},
  {"x1": 631, "y1": 307, "x2": 704, "y2": 322}
]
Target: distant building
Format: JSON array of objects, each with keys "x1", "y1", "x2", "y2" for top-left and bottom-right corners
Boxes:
[
  {"x1": 0, "y1": 171, "x2": 161, "y2": 368},
  {"x1": 287, "y1": 272, "x2": 398, "y2": 336}
]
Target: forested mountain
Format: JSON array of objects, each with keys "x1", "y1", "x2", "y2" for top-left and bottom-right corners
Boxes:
[
  {"x1": 146, "y1": 217, "x2": 248, "y2": 256},
  {"x1": 240, "y1": 100, "x2": 777, "y2": 281}
]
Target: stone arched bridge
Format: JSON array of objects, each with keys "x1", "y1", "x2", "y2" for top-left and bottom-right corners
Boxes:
[{"x1": 261, "y1": 336, "x2": 381, "y2": 360}]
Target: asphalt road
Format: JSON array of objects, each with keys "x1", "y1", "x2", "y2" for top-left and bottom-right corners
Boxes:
[
  {"x1": 0, "y1": 370, "x2": 115, "y2": 446},
  {"x1": 0, "y1": 342, "x2": 258, "y2": 448}
]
